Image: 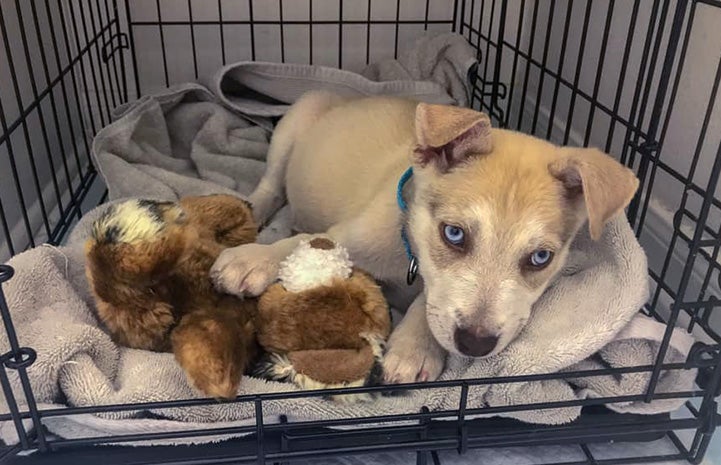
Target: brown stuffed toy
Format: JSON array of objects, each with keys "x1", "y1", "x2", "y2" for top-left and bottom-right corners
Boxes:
[
  {"x1": 84, "y1": 194, "x2": 259, "y2": 399},
  {"x1": 86, "y1": 197, "x2": 391, "y2": 403},
  {"x1": 253, "y1": 237, "x2": 392, "y2": 402}
]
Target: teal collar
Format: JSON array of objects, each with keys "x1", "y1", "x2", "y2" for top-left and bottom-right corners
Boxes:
[{"x1": 396, "y1": 167, "x2": 418, "y2": 285}]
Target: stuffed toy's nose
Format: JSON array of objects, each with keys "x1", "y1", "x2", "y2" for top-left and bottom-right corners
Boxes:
[{"x1": 309, "y1": 238, "x2": 336, "y2": 250}]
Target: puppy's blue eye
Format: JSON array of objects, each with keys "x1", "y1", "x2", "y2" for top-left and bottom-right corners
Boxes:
[
  {"x1": 442, "y1": 224, "x2": 465, "y2": 247},
  {"x1": 529, "y1": 249, "x2": 553, "y2": 268}
]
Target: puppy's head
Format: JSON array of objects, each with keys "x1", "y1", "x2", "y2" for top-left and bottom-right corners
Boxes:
[{"x1": 408, "y1": 103, "x2": 639, "y2": 358}]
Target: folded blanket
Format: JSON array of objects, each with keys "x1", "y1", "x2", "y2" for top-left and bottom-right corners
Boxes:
[
  {"x1": 0, "y1": 32, "x2": 697, "y2": 445},
  {"x1": 208, "y1": 32, "x2": 477, "y2": 128},
  {"x1": 99, "y1": 32, "x2": 477, "y2": 202}
]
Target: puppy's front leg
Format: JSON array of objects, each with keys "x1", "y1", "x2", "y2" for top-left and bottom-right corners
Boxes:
[
  {"x1": 383, "y1": 292, "x2": 446, "y2": 383},
  {"x1": 211, "y1": 206, "x2": 383, "y2": 298},
  {"x1": 211, "y1": 234, "x2": 314, "y2": 297}
]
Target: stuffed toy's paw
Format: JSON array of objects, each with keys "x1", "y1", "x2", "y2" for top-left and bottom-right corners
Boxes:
[
  {"x1": 172, "y1": 306, "x2": 257, "y2": 399},
  {"x1": 254, "y1": 334, "x2": 385, "y2": 403}
]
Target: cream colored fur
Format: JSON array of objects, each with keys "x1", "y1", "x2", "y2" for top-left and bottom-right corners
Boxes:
[
  {"x1": 91, "y1": 200, "x2": 172, "y2": 243},
  {"x1": 210, "y1": 91, "x2": 638, "y2": 384}
]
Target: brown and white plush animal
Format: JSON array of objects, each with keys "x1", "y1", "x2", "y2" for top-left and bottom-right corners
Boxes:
[
  {"x1": 85, "y1": 194, "x2": 259, "y2": 399},
  {"x1": 253, "y1": 237, "x2": 391, "y2": 401},
  {"x1": 211, "y1": 92, "x2": 639, "y2": 385}
]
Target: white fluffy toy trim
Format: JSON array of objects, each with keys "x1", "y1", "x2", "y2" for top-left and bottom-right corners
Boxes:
[{"x1": 278, "y1": 239, "x2": 353, "y2": 292}]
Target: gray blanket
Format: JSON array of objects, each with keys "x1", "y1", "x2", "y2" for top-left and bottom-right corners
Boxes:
[{"x1": 0, "y1": 33, "x2": 697, "y2": 445}]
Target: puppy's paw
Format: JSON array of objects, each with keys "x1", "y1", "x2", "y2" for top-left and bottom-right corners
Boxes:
[
  {"x1": 211, "y1": 243, "x2": 280, "y2": 297},
  {"x1": 383, "y1": 334, "x2": 445, "y2": 384}
]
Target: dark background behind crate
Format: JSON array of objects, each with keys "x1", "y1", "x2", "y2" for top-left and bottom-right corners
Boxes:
[{"x1": 0, "y1": 1, "x2": 720, "y2": 464}]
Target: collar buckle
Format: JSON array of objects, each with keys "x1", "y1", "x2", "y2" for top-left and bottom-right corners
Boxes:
[{"x1": 406, "y1": 256, "x2": 418, "y2": 285}]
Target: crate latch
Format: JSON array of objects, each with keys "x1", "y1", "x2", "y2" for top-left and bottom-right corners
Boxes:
[
  {"x1": 688, "y1": 342, "x2": 721, "y2": 397},
  {"x1": 102, "y1": 33, "x2": 129, "y2": 62}
]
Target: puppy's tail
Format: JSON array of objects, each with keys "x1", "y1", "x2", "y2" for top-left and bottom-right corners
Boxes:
[{"x1": 249, "y1": 91, "x2": 347, "y2": 225}]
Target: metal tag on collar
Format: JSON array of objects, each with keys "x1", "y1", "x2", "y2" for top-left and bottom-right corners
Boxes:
[{"x1": 406, "y1": 256, "x2": 418, "y2": 285}]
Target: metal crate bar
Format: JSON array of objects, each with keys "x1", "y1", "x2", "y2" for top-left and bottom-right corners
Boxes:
[{"x1": 1, "y1": 1, "x2": 721, "y2": 464}]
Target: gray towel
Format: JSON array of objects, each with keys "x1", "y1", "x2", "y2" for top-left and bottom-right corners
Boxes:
[
  {"x1": 0, "y1": 215, "x2": 696, "y2": 446},
  {"x1": 0, "y1": 32, "x2": 697, "y2": 445},
  {"x1": 99, "y1": 32, "x2": 477, "y2": 202},
  {"x1": 211, "y1": 32, "x2": 477, "y2": 129}
]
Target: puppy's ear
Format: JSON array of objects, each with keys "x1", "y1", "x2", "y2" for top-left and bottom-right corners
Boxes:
[
  {"x1": 549, "y1": 148, "x2": 639, "y2": 240},
  {"x1": 413, "y1": 103, "x2": 492, "y2": 172}
]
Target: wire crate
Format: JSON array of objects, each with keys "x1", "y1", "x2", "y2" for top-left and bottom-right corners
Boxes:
[{"x1": 0, "y1": 0, "x2": 720, "y2": 464}]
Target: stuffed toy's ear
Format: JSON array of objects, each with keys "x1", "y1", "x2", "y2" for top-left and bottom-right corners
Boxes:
[
  {"x1": 179, "y1": 194, "x2": 257, "y2": 246},
  {"x1": 86, "y1": 234, "x2": 185, "y2": 287},
  {"x1": 253, "y1": 336, "x2": 385, "y2": 403}
]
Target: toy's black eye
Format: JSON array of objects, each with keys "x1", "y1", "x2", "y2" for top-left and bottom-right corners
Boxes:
[
  {"x1": 442, "y1": 224, "x2": 465, "y2": 247},
  {"x1": 528, "y1": 249, "x2": 553, "y2": 269}
]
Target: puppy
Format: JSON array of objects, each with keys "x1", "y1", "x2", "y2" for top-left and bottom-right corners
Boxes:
[{"x1": 211, "y1": 92, "x2": 639, "y2": 383}]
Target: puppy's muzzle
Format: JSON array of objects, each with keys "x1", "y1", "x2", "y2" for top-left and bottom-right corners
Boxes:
[{"x1": 454, "y1": 326, "x2": 498, "y2": 357}]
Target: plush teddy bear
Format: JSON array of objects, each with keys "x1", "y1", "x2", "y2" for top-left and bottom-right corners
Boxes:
[
  {"x1": 86, "y1": 197, "x2": 391, "y2": 402},
  {"x1": 84, "y1": 194, "x2": 259, "y2": 399},
  {"x1": 253, "y1": 237, "x2": 392, "y2": 402}
]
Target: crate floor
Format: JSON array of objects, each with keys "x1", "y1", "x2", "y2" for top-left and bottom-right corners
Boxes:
[{"x1": 1, "y1": 436, "x2": 693, "y2": 465}]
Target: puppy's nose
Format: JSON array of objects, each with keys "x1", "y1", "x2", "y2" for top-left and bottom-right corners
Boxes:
[{"x1": 454, "y1": 327, "x2": 498, "y2": 357}]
